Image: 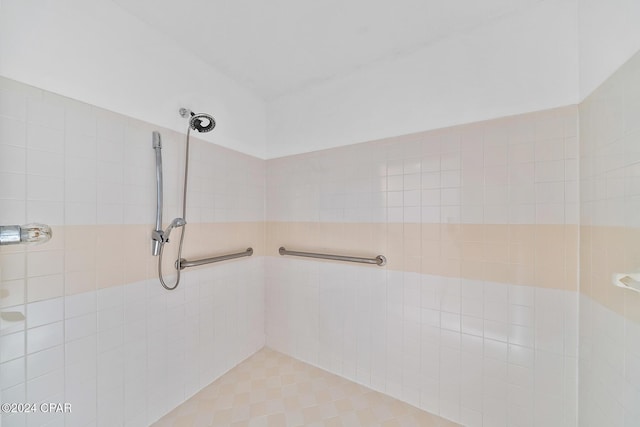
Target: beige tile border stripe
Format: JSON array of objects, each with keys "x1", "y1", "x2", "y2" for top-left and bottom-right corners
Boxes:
[
  {"x1": 10, "y1": 221, "x2": 620, "y2": 315},
  {"x1": 267, "y1": 222, "x2": 578, "y2": 292},
  {"x1": 0, "y1": 222, "x2": 266, "y2": 303}
]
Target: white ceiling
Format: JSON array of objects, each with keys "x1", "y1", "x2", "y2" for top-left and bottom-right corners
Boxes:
[{"x1": 113, "y1": 0, "x2": 542, "y2": 101}]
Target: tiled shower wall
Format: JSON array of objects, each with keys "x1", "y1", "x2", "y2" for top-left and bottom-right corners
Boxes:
[
  {"x1": 579, "y1": 51, "x2": 640, "y2": 425},
  {"x1": 4, "y1": 52, "x2": 640, "y2": 427},
  {"x1": 265, "y1": 107, "x2": 580, "y2": 426},
  {"x1": 0, "y1": 77, "x2": 266, "y2": 427}
]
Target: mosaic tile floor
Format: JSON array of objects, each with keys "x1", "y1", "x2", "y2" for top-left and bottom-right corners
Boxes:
[{"x1": 152, "y1": 347, "x2": 459, "y2": 427}]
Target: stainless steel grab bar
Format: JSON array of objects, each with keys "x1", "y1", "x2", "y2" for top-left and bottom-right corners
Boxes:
[
  {"x1": 178, "y1": 248, "x2": 253, "y2": 270},
  {"x1": 278, "y1": 247, "x2": 386, "y2": 266}
]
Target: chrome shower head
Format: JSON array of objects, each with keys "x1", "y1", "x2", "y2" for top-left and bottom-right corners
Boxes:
[{"x1": 179, "y1": 108, "x2": 216, "y2": 133}]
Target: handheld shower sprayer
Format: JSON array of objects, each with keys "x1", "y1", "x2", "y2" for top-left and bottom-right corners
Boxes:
[
  {"x1": 163, "y1": 217, "x2": 186, "y2": 241},
  {"x1": 151, "y1": 217, "x2": 185, "y2": 247}
]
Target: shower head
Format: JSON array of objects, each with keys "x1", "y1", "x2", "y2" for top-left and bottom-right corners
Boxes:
[
  {"x1": 179, "y1": 108, "x2": 216, "y2": 133},
  {"x1": 190, "y1": 113, "x2": 215, "y2": 133}
]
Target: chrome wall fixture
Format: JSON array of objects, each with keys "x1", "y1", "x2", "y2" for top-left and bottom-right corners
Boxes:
[
  {"x1": 278, "y1": 247, "x2": 386, "y2": 266},
  {"x1": 0, "y1": 224, "x2": 52, "y2": 246}
]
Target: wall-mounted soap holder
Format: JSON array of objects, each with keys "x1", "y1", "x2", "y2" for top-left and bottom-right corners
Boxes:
[
  {"x1": 613, "y1": 273, "x2": 640, "y2": 293},
  {"x1": 0, "y1": 311, "x2": 25, "y2": 325}
]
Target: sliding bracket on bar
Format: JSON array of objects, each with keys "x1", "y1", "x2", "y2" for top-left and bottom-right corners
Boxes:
[
  {"x1": 279, "y1": 247, "x2": 386, "y2": 266},
  {"x1": 178, "y1": 248, "x2": 253, "y2": 270}
]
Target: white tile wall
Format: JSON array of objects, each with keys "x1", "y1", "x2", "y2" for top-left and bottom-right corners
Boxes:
[
  {"x1": 267, "y1": 108, "x2": 578, "y2": 225},
  {"x1": 0, "y1": 259, "x2": 264, "y2": 427},
  {"x1": 0, "y1": 77, "x2": 265, "y2": 228},
  {"x1": 5, "y1": 63, "x2": 636, "y2": 427},
  {"x1": 0, "y1": 77, "x2": 266, "y2": 427},
  {"x1": 579, "y1": 296, "x2": 640, "y2": 427},
  {"x1": 265, "y1": 257, "x2": 578, "y2": 427},
  {"x1": 580, "y1": 51, "x2": 640, "y2": 228},
  {"x1": 265, "y1": 108, "x2": 580, "y2": 426},
  {"x1": 579, "y1": 48, "x2": 640, "y2": 427}
]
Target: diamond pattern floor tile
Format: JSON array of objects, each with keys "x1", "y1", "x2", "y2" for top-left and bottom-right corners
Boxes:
[{"x1": 152, "y1": 347, "x2": 460, "y2": 427}]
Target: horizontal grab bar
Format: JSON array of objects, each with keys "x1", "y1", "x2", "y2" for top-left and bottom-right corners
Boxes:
[
  {"x1": 178, "y1": 248, "x2": 253, "y2": 270},
  {"x1": 278, "y1": 247, "x2": 386, "y2": 266}
]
